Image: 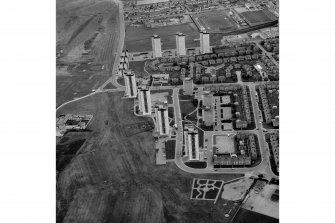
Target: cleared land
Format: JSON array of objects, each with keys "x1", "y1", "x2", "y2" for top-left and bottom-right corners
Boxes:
[
  {"x1": 221, "y1": 177, "x2": 253, "y2": 201},
  {"x1": 56, "y1": 0, "x2": 120, "y2": 107},
  {"x1": 56, "y1": 91, "x2": 244, "y2": 223},
  {"x1": 242, "y1": 184, "x2": 279, "y2": 219},
  {"x1": 124, "y1": 23, "x2": 199, "y2": 52}
]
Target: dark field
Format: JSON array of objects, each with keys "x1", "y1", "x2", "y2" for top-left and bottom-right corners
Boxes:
[
  {"x1": 103, "y1": 82, "x2": 117, "y2": 90},
  {"x1": 129, "y1": 61, "x2": 146, "y2": 73},
  {"x1": 124, "y1": 23, "x2": 200, "y2": 52},
  {"x1": 193, "y1": 12, "x2": 237, "y2": 33},
  {"x1": 240, "y1": 10, "x2": 276, "y2": 26},
  {"x1": 185, "y1": 161, "x2": 207, "y2": 169},
  {"x1": 56, "y1": 0, "x2": 120, "y2": 107},
  {"x1": 165, "y1": 140, "x2": 176, "y2": 160},
  {"x1": 233, "y1": 208, "x2": 279, "y2": 223},
  {"x1": 56, "y1": 91, "x2": 244, "y2": 223},
  {"x1": 57, "y1": 139, "x2": 86, "y2": 172},
  {"x1": 180, "y1": 99, "x2": 198, "y2": 119}
]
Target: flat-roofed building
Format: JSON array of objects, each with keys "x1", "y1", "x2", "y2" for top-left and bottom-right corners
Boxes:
[
  {"x1": 155, "y1": 102, "x2": 169, "y2": 136},
  {"x1": 202, "y1": 90, "x2": 214, "y2": 126},
  {"x1": 183, "y1": 77, "x2": 193, "y2": 95},
  {"x1": 138, "y1": 85, "x2": 152, "y2": 115},
  {"x1": 152, "y1": 35, "x2": 162, "y2": 58},
  {"x1": 176, "y1": 33, "x2": 186, "y2": 56},
  {"x1": 124, "y1": 71, "x2": 137, "y2": 98},
  {"x1": 184, "y1": 124, "x2": 200, "y2": 161}
]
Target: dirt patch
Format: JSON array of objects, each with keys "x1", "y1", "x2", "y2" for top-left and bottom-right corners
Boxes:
[{"x1": 221, "y1": 177, "x2": 254, "y2": 201}]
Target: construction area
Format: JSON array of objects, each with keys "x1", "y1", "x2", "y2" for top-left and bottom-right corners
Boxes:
[
  {"x1": 56, "y1": 91, "x2": 245, "y2": 223},
  {"x1": 56, "y1": 0, "x2": 121, "y2": 106}
]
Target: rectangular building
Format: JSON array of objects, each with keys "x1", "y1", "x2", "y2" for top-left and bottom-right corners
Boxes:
[
  {"x1": 202, "y1": 90, "x2": 214, "y2": 126},
  {"x1": 184, "y1": 124, "x2": 200, "y2": 161},
  {"x1": 155, "y1": 102, "x2": 169, "y2": 136},
  {"x1": 200, "y1": 31, "x2": 210, "y2": 54},
  {"x1": 152, "y1": 35, "x2": 162, "y2": 58},
  {"x1": 176, "y1": 33, "x2": 186, "y2": 56},
  {"x1": 183, "y1": 77, "x2": 193, "y2": 95},
  {"x1": 124, "y1": 71, "x2": 137, "y2": 98},
  {"x1": 138, "y1": 85, "x2": 152, "y2": 115}
]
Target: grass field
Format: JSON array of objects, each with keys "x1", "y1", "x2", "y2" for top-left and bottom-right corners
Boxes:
[
  {"x1": 240, "y1": 10, "x2": 275, "y2": 26},
  {"x1": 56, "y1": 91, "x2": 244, "y2": 223},
  {"x1": 180, "y1": 100, "x2": 198, "y2": 119},
  {"x1": 129, "y1": 61, "x2": 146, "y2": 73},
  {"x1": 124, "y1": 23, "x2": 200, "y2": 52},
  {"x1": 56, "y1": 0, "x2": 120, "y2": 107},
  {"x1": 193, "y1": 12, "x2": 237, "y2": 33}
]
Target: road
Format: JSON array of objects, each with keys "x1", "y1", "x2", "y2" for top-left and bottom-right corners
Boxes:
[
  {"x1": 56, "y1": 1, "x2": 279, "y2": 179},
  {"x1": 57, "y1": 0, "x2": 125, "y2": 111},
  {"x1": 170, "y1": 81, "x2": 278, "y2": 180},
  {"x1": 98, "y1": 0, "x2": 125, "y2": 92},
  {"x1": 255, "y1": 41, "x2": 279, "y2": 67}
]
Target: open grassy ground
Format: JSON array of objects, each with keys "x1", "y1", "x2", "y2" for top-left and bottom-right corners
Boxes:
[
  {"x1": 56, "y1": 91, "x2": 244, "y2": 223},
  {"x1": 192, "y1": 11, "x2": 237, "y2": 33},
  {"x1": 239, "y1": 9, "x2": 277, "y2": 26},
  {"x1": 124, "y1": 23, "x2": 199, "y2": 52},
  {"x1": 56, "y1": 0, "x2": 120, "y2": 107}
]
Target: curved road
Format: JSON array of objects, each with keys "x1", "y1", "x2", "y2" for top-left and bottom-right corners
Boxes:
[{"x1": 171, "y1": 82, "x2": 278, "y2": 180}]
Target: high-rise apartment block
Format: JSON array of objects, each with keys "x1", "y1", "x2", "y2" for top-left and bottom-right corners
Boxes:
[
  {"x1": 184, "y1": 124, "x2": 200, "y2": 161},
  {"x1": 176, "y1": 33, "x2": 186, "y2": 56},
  {"x1": 200, "y1": 31, "x2": 210, "y2": 54},
  {"x1": 155, "y1": 102, "x2": 169, "y2": 136},
  {"x1": 124, "y1": 71, "x2": 137, "y2": 98},
  {"x1": 152, "y1": 35, "x2": 162, "y2": 58},
  {"x1": 138, "y1": 85, "x2": 152, "y2": 115},
  {"x1": 183, "y1": 77, "x2": 193, "y2": 95}
]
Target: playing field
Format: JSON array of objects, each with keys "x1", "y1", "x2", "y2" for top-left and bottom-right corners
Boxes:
[
  {"x1": 191, "y1": 11, "x2": 238, "y2": 33},
  {"x1": 240, "y1": 10, "x2": 276, "y2": 26}
]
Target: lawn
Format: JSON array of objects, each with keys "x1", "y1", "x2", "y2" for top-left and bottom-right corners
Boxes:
[
  {"x1": 129, "y1": 61, "x2": 146, "y2": 73},
  {"x1": 180, "y1": 99, "x2": 198, "y2": 119}
]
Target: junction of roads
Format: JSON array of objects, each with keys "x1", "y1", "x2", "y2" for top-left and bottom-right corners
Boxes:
[{"x1": 56, "y1": 0, "x2": 279, "y2": 182}]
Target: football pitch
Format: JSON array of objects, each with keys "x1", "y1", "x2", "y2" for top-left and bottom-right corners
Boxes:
[
  {"x1": 192, "y1": 11, "x2": 238, "y2": 33},
  {"x1": 240, "y1": 10, "x2": 276, "y2": 26}
]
